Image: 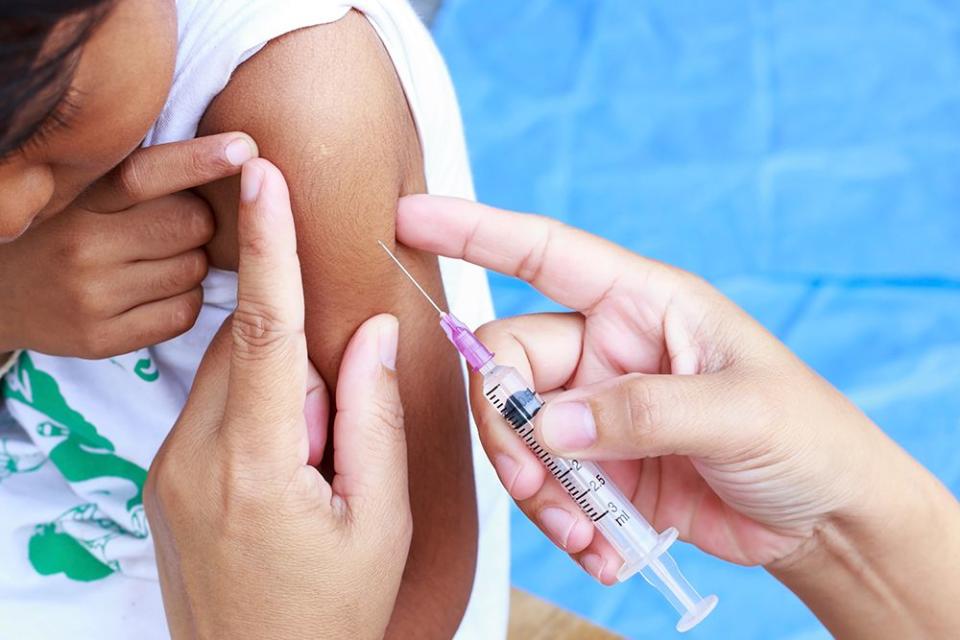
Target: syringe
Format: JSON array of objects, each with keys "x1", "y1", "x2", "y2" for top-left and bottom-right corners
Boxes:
[{"x1": 379, "y1": 242, "x2": 718, "y2": 632}]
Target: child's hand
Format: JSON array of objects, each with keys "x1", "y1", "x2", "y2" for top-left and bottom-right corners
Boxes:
[
  {"x1": 0, "y1": 132, "x2": 258, "y2": 359},
  {"x1": 146, "y1": 160, "x2": 411, "y2": 639}
]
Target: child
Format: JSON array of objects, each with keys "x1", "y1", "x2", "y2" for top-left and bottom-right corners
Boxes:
[{"x1": 0, "y1": 1, "x2": 508, "y2": 638}]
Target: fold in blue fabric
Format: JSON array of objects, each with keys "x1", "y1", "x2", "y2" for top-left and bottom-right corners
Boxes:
[{"x1": 434, "y1": 1, "x2": 960, "y2": 638}]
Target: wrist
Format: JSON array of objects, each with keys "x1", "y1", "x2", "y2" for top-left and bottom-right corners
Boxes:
[{"x1": 768, "y1": 434, "x2": 960, "y2": 637}]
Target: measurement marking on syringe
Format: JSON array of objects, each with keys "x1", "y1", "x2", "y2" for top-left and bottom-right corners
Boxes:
[
  {"x1": 495, "y1": 386, "x2": 635, "y2": 543},
  {"x1": 383, "y1": 240, "x2": 718, "y2": 627}
]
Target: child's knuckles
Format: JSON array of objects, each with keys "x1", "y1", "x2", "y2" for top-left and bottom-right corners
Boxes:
[
  {"x1": 166, "y1": 251, "x2": 207, "y2": 290},
  {"x1": 73, "y1": 278, "x2": 111, "y2": 317},
  {"x1": 186, "y1": 250, "x2": 210, "y2": 285},
  {"x1": 165, "y1": 192, "x2": 215, "y2": 239},
  {"x1": 168, "y1": 289, "x2": 204, "y2": 334},
  {"x1": 79, "y1": 325, "x2": 119, "y2": 359},
  {"x1": 185, "y1": 203, "x2": 216, "y2": 244},
  {"x1": 112, "y1": 154, "x2": 151, "y2": 204},
  {"x1": 57, "y1": 233, "x2": 101, "y2": 269}
]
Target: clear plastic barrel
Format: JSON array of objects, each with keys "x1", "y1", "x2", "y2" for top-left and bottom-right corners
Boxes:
[{"x1": 480, "y1": 362, "x2": 717, "y2": 631}]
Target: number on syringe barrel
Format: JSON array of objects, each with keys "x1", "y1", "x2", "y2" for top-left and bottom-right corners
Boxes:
[{"x1": 496, "y1": 388, "x2": 610, "y2": 503}]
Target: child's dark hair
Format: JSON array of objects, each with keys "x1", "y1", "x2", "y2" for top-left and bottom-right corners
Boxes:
[{"x1": 0, "y1": 1, "x2": 114, "y2": 156}]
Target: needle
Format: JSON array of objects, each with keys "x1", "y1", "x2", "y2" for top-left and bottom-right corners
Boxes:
[{"x1": 377, "y1": 240, "x2": 444, "y2": 315}]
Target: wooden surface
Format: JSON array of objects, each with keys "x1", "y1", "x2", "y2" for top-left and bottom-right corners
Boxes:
[{"x1": 508, "y1": 588, "x2": 622, "y2": 640}]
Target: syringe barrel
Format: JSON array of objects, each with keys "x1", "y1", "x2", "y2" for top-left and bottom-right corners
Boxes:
[{"x1": 480, "y1": 362, "x2": 717, "y2": 632}]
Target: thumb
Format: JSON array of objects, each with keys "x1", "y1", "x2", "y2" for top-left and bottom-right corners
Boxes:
[
  {"x1": 331, "y1": 315, "x2": 409, "y2": 517},
  {"x1": 533, "y1": 372, "x2": 740, "y2": 460},
  {"x1": 304, "y1": 361, "x2": 330, "y2": 467}
]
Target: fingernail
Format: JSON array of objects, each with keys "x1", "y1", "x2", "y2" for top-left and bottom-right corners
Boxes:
[
  {"x1": 378, "y1": 317, "x2": 398, "y2": 370},
  {"x1": 580, "y1": 553, "x2": 608, "y2": 582},
  {"x1": 225, "y1": 137, "x2": 256, "y2": 166},
  {"x1": 541, "y1": 402, "x2": 596, "y2": 452},
  {"x1": 240, "y1": 163, "x2": 264, "y2": 203},
  {"x1": 539, "y1": 507, "x2": 576, "y2": 549},
  {"x1": 493, "y1": 454, "x2": 521, "y2": 496}
]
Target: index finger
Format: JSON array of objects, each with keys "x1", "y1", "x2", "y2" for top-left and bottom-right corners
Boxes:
[
  {"x1": 222, "y1": 159, "x2": 308, "y2": 452},
  {"x1": 396, "y1": 195, "x2": 655, "y2": 312},
  {"x1": 83, "y1": 132, "x2": 258, "y2": 212}
]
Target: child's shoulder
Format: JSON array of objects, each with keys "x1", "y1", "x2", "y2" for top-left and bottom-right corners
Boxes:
[{"x1": 194, "y1": 8, "x2": 425, "y2": 270}]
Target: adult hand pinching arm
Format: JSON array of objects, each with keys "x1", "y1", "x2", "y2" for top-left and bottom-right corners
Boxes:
[{"x1": 145, "y1": 160, "x2": 412, "y2": 640}]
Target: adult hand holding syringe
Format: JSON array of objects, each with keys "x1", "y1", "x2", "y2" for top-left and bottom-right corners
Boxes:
[{"x1": 393, "y1": 195, "x2": 960, "y2": 637}]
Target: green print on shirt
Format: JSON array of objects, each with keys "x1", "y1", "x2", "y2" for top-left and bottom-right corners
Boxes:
[
  {"x1": 0, "y1": 437, "x2": 47, "y2": 482},
  {"x1": 29, "y1": 524, "x2": 114, "y2": 582},
  {"x1": 134, "y1": 356, "x2": 159, "y2": 382},
  {"x1": 29, "y1": 504, "x2": 126, "y2": 582},
  {"x1": 2, "y1": 353, "x2": 148, "y2": 581}
]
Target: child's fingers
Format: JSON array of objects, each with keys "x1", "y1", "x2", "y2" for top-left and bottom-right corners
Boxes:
[
  {"x1": 102, "y1": 287, "x2": 204, "y2": 359},
  {"x1": 83, "y1": 132, "x2": 258, "y2": 212}
]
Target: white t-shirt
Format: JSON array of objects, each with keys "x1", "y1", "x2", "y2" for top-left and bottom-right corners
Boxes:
[{"x1": 0, "y1": 1, "x2": 509, "y2": 638}]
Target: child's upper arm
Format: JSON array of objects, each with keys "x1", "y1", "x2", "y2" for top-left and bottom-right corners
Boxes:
[{"x1": 195, "y1": 12, "x2": 477, "y2": 637}]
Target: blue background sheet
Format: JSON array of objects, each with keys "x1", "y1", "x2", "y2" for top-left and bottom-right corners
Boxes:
[{"x1": 432, "y1": 1, "x2": 960, "y2": 638}]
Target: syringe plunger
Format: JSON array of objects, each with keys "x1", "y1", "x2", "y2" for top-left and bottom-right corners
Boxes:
[{"x1": 378, "y1": 241, "x2": 718, "y2": 632}]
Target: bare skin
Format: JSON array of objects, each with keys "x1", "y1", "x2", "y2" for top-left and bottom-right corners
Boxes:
[
  {"x1": 0, "y1": 0, "x2": 177, "y2": 237},
  {"x1": 147, "y1": 160, "x2": 412, "y2": 640},
  {"x1": 397, "y1": 195, "x2": 960, "y2": 639},
  {"x1": 0, "y1": 133, "x2": 259, "y2": 358},
  {"x1": 1, "y1": 2, "x2": 476, "y2": 636},
  {"x1": 0, "y1": 0, "x2": 189, "y2": 360},
  {"x1": 196, "y1": 14, "x2": 476, "y2": 636}
]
